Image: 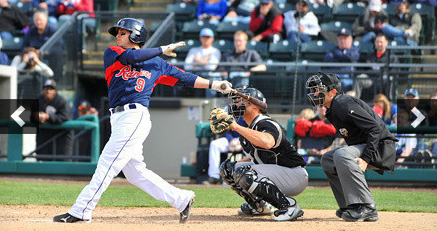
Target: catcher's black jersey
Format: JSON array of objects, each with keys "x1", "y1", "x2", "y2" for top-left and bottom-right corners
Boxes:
[{"x1": 240, "y1": 115, "x2": 307, "y2": 168}]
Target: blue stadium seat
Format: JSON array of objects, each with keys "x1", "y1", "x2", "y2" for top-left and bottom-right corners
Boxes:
[
  {"x1": 212, "y1": 39, "x2": 234, "y2": 53},
  {"x1": 166, "y1": 3, "x2": 197, "y2": 22},
  {"x1": 268, "y1": 40, "x2": 297, "y2": 61},
  {"x1": 181, "y1": 20, "x2": 217, "y2": 40},
  {"x1": 215, "y1": 21, "x2": 249, "y2": 40},
  {"x1": 246, "y1": 40, "x2": 269, "y2": 60},
  {"x1": 300, "y1": 40, "x2": 336, "y2": 62},
  {"x1": 332, "y1": 3, "x2": 365, "y2": 24}
]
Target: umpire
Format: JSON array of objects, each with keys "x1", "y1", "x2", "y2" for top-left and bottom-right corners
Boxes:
[{"x1": 306, "y1": 73, "x2": 398, "y2": 222}]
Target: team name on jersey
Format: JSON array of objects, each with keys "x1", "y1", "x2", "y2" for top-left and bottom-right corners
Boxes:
[{"x1": 115, "y1": 66, "x2": 152, "y2": 80}]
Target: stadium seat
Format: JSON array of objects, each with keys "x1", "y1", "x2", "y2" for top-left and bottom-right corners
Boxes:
[
  {"x1": 354, "y1": 41, "x2": 374, "y2": 56},
  {"x1": 381, "y1": 3, "x2": 395, "y2": 15},
  {"x1": 332, "y1": 3, "x2": 365, "y2": 24},
  {"x1": 300, "y1": 40, "x2": 336, "y2": 62},
  {"x1": 212, "y1": 39, "x2": 234, "y2": 53},
  {"x1": 276, "y1": 2, "x2": 295, "y2": 13},
  {"x1": 175, "y1": 39, "x2": 201, "y2": 60},
  {"x1": 215, "y1": 21, "x2": 249, "y2": 40},
  {"x1": 387, "y1": 40, "x2": 412, "y2": 65},
  {"x1": 320, "y1": 21, "x2": 353, "y2": 44},
  {"x1": 181, "y1": 20, "x2": 218, "y2": 40},
  {"x1": 246, "y1": 41, "x2": 269, "y2": 60},
  {"x1": 309, "y1": 3, "x2": 333, "y2": 22},
  {"x1": 268, "y1": 40, "x2": 297, "y2": 61},
  {"x1": 409, "y1": 3, "x2": 435, "y2": 45},
  {"x1": 166, "y1": 3, "x2": 197, "y2": 22}
]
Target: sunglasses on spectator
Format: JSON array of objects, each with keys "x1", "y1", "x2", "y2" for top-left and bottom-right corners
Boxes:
[{"x1": 78, "y1": 106, "x2": 89, "y2": 111}]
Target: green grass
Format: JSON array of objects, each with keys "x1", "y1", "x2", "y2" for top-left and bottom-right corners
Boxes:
[{"x1": 1, "y1": 181, "x2": 436, "y2": 213}]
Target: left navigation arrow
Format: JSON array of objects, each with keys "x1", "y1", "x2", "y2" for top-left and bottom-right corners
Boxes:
[{"x1": 11, "y1": 106, "x2": 25, "y2": 127}]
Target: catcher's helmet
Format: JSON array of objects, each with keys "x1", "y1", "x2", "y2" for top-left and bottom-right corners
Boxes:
[
  {"x1": 228, "y1": 87, "x2": 267, "y2": 117},
  {"x1": 108, "y1": 18, "x2": 148, "y2": 44},
  {"x1": 306, "y1": 72, "x2": 341, "y2": 106}
]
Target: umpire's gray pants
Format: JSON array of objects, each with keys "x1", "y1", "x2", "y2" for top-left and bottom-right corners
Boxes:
[
  {"x1": 235, "y1": 162, "x2": 308, "y2": 197},
  {"x1": 320, "y1": 144, "x2": 375, "y2": 208}
]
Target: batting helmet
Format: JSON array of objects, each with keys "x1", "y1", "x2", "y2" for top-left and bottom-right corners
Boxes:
[
  {"x1": 306, "y1": 72, "x2": 341, "y2": 106},
  {"x1": 229, "y1": 87, "x2": 267, "y2": 117},
  {"x1": 108, "y1": 18, "x2": 148, "y2": 44}
]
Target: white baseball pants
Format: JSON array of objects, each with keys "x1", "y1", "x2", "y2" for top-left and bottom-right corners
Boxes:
[{"x1": 68, "y1": 104, "x2": 194, "y2": 220}]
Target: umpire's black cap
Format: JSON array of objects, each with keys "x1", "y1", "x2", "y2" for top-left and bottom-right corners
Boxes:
[{"x1": 320, "y1": 73, "x2": 341, "y2": 92}]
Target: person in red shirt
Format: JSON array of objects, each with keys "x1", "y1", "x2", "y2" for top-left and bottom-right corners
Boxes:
[{"x1": 248, "y1": 0, "x2": 283, "y2": 43}]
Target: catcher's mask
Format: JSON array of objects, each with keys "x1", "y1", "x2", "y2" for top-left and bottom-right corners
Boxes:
[
  {"x1": 108, "y1": 18, "x2": 148, "y2": 46},
  {"x1": 306, "y1": 73, "x2": 341, "y2": 107},
  {"x1": 228, "y1": 87, "x2": 266, "y2": 117}
]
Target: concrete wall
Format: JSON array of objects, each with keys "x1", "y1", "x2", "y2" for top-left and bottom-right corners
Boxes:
[
  {"x1": 141, "y1": 97, "x2": 293, "y2": 179},
  {"x1": 0, "y1": 65, "x2": 17, "y2": 156}
]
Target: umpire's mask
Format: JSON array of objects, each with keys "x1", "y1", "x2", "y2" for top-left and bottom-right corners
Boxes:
[{"x1": 306, "y1": 73, "x2": 341, "y2": 107}]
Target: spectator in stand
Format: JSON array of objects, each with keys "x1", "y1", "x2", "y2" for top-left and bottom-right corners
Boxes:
[
  {"x1": 294, "y1": 108, "x2": 315, "y2": 155},
  {"x1": 10, "y1": 47, "x2": 54, "y2": 78},
  {"x1": 77, "y1": 100, "x2": 98, "y2": 118},
  {"x1": 75, "y1": 100, "x2": 98, "y2": 161},
  {"x1": 206, "y1": 116, "x2": 247, "y2": 184},
  {"x1": 184, "y1": 28, "x2": 221, "y2": 97},
  {"x1": 217, "y1": 30, "x2": 266, "y2": 88},
  {"x1": 353, "y1": 0, "x2": 388, "y2": 43},
  {"x1": 354, "y1": 33, "x2": 399, "y2": 100},
  {"x1": 184, "y1": 28, "x2": 221, "y2": 72},
  {"x1": 248, "y1": 0, "x2": 283, "y2": 42},
  {"x1": 30, "y1": 79, "x2": 74, "y2": 160},
  {"x1": 381, "y1": 0, "x2": 422, "y2": 46},
  {"x1": 0, "y1": 37, "x2": 8, "y2": 65},
  {"x1": 223, "y1": 0, "x2": 260, "y2": 24},
  {"x1": 372, "y1": 105, "x2": 384, "y2": 118},
  {"x1": 32, "y1": 0, "x2": 59, "y2": 25},
  {"x1": 22, "y1": 9, "x2": 64, "y2": 81},
  {"x1": 0, "y1": 0, "x2": 32, "y2": 40},
  {"x1": 372, "y1": 93, "x2": 397, "y2": 125},
  {"x1": 283, "y1": 0, "x2": 321, "y2": 44},
  {"x1": 395, "y1": 109, "x2": 417, "y2": 163},
  {"x1": 429, "y1": 92, "x2": 437, "y2": 127},
  {"x1": 196, "y1": 0, "x2": 228, "y2": 25},
  {"x1": 324, "y1": 28, "x2": 360, "y2": 91},
  {"x1": 404, "y1": 88, "x2": 428, "y2": 126}
]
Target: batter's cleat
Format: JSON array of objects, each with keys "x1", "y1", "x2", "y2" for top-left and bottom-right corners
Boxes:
[
  {"x1": 273, "y1": 204, "x2": 304, "y2": 221},
  {"x1": 53, "y1": 213, "x2": 90, "y2": 223},
  {"x1": 179, "y1": 192, "x2": 195, "y2": 224},
  {"x1": 238, "y1": 201, "x2": 274, "y2": 216},
  {"x1": 341, "y1": 204, "x2": 379, "y2": 222}
]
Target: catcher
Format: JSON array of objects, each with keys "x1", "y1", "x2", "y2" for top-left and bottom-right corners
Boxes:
[{"x1": 210, "y1": 87, "x2": 308, "y2": 221}]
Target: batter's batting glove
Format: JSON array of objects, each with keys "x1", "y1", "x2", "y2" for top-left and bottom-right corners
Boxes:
[
  {"x1": 160, "y1": 41, "x2": 186, "y2": 57},
  {"x1": 211, "y1": 80, "x2": 232, "y2": 94}
]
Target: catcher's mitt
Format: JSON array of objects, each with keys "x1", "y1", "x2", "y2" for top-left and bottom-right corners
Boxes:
[{"x1": 209, "y1": 108, "x2": 235, "y2": 135}]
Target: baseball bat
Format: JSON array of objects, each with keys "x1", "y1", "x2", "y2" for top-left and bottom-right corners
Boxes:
[{"x1": 220, "y1": 83, "x2": 267, "y2": 110}]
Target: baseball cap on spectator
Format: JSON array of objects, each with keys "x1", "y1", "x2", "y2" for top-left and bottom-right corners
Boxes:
[
  {"x1": 260, "y1": 0, "x2": 272, "y2": 4},
  {"x1": 391, "y1": 0, "x2": 408, "y2": 6},
  {"x1": 338, "y1": 28, "x2": 352, "y2": 36},
  {"x1": 404, "y1": 88, "x2": 419, "y2": 97},
  {"x1": 79, "y1": 100, "x2": 91, "y2": 111},
  {"x1": 369, "y1": 0, "x2": 382, "y2": 12},
  {"x1": 43, "y1": 79, "x2": 57, "y2": 89},
  {"x1": 372, "y1": 105, "x2": 384, "y2": 117},
  {"x1": 199, "y1": 28, "x2": 214, "y2": 37}
]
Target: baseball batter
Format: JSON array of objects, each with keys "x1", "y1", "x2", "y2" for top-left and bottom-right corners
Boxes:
[
  {"x1": 53, "y1": 18, "x2": 232, "y2": 223},
  {"x1": 306, "y1": 73, "x2": 397, "y2": 222},
  {"x1": 212, "y1": 87, "x2": 308, "y2": 221}
]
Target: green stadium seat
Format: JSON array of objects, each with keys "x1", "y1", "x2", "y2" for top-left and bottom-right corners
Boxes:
[
  {"x1": 410, "y1": 3, "x2": 435, "y2": 45},
  {"x1": 309, "y1": 3, "x2": 333, "y2": 21},
  {"x1": 354, "y1": 41, "x2": 374, "y2": 56},
  {"x1": 175, "y1": 39, "x2": 201, "y2": 60},
  {"x1": 212, "y1": 39, "x2": 234, "y2": 53},
  {"x1": 215, "y1": 21, "x2": 249, "y2": 40},
  {"x1": 277, "y1": 2, "x2": 295, "y2": 13},
  {"x1": 320, "y1": 21, "x2": 353, "y2": 44},
  {"x1": 166, "y1": 3, "x2": 197, "y2": 22},
  {"x1": 181, "y1": 20, "x2": 217, "y2": 40},
  {"x1": 246, "y1": 40, "x2": 269, "y2": 60},
  {"x1": 332, "y1": 3, "x2": 365, "y2": 24},
  {"x1": 300, "y1": 40, "x2": 336, "y2": 62},
  {"x1": 268, "y1": 40, "x2": 297, "y2": 61}
]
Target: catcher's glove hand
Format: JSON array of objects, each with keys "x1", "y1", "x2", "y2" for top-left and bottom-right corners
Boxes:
[{"x1": 209, "y1": 108, "x2": 235, "y2": 135}]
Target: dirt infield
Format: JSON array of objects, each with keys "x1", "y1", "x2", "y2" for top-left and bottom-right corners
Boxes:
[{"x1": 1, "y1": 205, "x2": 437, "y2": 231}]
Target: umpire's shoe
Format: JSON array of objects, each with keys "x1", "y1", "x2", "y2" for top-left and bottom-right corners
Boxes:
[
  {"x1": 273, "y1": 204, "x2": 304, "y2": 221},
  {"x1": 53, "y1": 213, "x2": 91, "y2": 223},
  {"x1": 238, "y1": 201, "x2": 274, "y2": 216},
  {"x1": 341, "y1": 204, "x2": 379, "y2": 222},
  {"x1": 179, "y1": 192, "x2": 195, "y2": 224}
]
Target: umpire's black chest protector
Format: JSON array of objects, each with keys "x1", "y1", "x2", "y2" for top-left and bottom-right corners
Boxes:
[{"x1": 240, "y1": 115, "x2": 306, "y2": 168}]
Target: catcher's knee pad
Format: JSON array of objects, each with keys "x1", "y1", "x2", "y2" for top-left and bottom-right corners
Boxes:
[
  {"x1": 233, "y1": 165, "x2": 291, "y2": 210},
  {"x1": 219, "y1": 159, "x2": 236, "y2": 185}
]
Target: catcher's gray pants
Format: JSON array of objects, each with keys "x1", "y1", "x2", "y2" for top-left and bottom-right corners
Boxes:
[
  {"x1": 320, "y1": 144, "x2": 375, "y2": 209},
  {"x1": 235, "y1": 162, "x2": 308, "y2": 197}
]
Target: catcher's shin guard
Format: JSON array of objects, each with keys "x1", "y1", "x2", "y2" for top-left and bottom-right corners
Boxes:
[{"x1": 233, "y1": 165, "x2": 292, "y2": 212}]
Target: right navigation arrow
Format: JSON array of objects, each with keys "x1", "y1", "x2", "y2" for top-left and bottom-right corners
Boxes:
[{"x1": 411, "y1": 107, "x2": 425, "y2": 128}]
